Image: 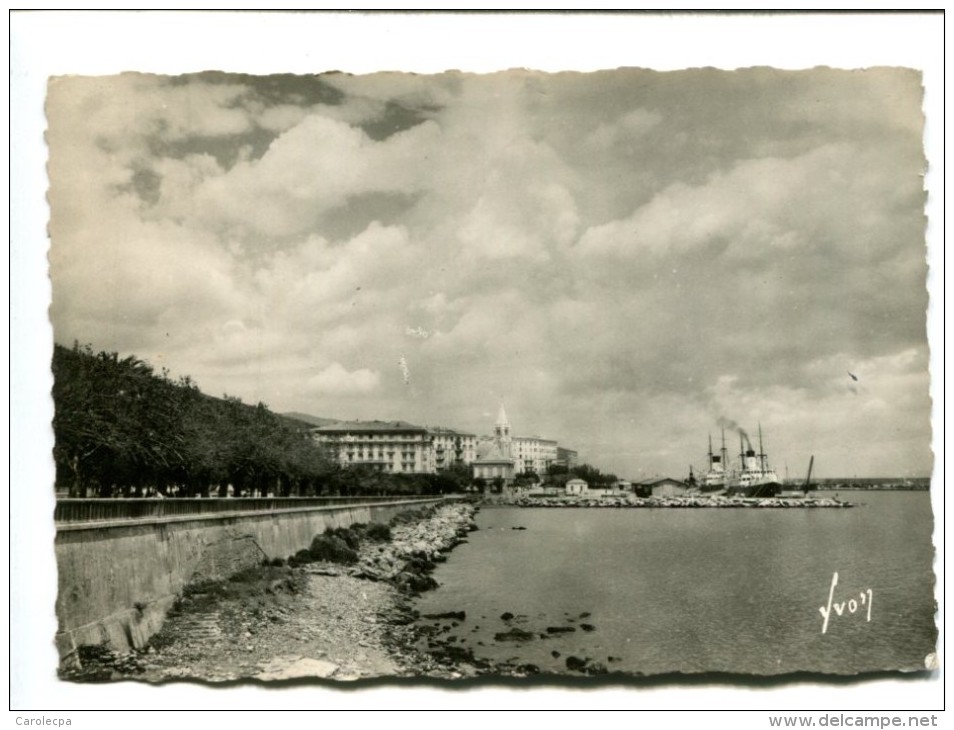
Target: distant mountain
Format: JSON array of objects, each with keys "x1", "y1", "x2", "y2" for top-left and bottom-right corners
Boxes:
[{"x1": 282, "y1": 412, "x2": 339, "y2": 428}]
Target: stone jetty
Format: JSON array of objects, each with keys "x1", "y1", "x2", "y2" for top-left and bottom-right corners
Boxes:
[{"x1": 503, "y1": 495, "x2": 853, "y2": 509}]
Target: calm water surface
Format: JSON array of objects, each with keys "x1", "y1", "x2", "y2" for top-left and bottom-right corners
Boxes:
[{"x1": 415, "y1": 492, "x2": 937, "y2": 676}]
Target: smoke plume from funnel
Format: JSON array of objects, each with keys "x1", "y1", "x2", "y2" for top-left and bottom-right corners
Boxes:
[{"x1": 717, "y1": 417, "x2": 752, "y2": 450}]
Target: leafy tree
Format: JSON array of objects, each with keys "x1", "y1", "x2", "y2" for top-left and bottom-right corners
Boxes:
[
  {"x1": 546, "y1": 462, "x2": 569, "y2": 477},
  {"x1": 51, "y1": 343, "x2": 334, "y2": 497},
  {"x1": 570, "y1": 463, "x2": 618, "y2": 487},
  {"x1": 438, "y1": 462, "x2": 473, "y2": 492}
]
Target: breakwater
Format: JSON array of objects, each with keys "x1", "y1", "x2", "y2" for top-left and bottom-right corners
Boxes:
[
  {"x1": 502, "y1": 495, "x2": 853, "y2": 508},
  {"x1": 411, "y1": 493, "x2": 935, "y2": 677}
]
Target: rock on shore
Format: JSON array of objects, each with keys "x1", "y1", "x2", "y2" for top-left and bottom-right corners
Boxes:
[
  {"x1": 344, "y1": 502, "x2": 478, "y2": 593},
  {"x1": 61, "y1": 500, "x2": 479, "y2": 683}
]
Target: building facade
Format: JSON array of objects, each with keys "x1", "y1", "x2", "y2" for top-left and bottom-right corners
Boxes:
[
  {"x1": 429, "y1": 427, "x2": 477, "y2": 470},
  {"x1": 634, "y1": 477, "x2": 689, "y2": 498},
  {"x1": 565, "y1": 478, "x2": 589, "y2": 495},
  {"x1": 311, "y1": 420, "x2": 435, "y2": 474},
  {"x1": 555, "y1": 446, "x2": 579, "y2": 470},
  {"x1": 310, "y1": 408, "x2": 569, "y2": 486},
  {"x1": 512, "y1": 436, "x2": 558, "y2": 477}
]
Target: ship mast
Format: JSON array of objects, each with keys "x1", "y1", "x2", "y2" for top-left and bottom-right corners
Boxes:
[
  {"x1": 758, "y1": 422, "x2": 766, "y2": 472},
  {"x1": 721, "y1": 427, "x2": 728, "y2": 474}
]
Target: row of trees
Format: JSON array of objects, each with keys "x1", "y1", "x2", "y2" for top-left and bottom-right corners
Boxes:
[
  {"x1": 52, "y1": 342, "x2": 617, "y2": 499},
  {"x1": 53, "y1": 343, "x2": 476, "y2": 499},
  {"x1": 546, "y1": 462, "x2": 619, "y2": 487},
  {"x1": 330, "y1": 462, "x2": 473, "y2": 497},
  {"x1": 473, "y1": 463, "x2": 620, "y2": 494},
  {"x1": 53, "y1": 343, "x2": 343, "y2": 498}
]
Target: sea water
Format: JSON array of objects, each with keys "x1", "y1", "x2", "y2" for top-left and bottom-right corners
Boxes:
[{"x1": 413, "y1": 492, "x2": 938, "y2": 675}]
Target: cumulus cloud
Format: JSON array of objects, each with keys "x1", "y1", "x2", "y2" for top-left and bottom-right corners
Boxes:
[
  {"x1": 254, "y1": 103, "x2": 312, "y2": 133},
  {"x1": 307, "y1": 362, "x2": 381, "y2": 395},
  {"x1": 575, "y1": 143, "x2": 909, "y2": 261},
  {"x1": 48, "y1": 206, "x2": 243, "y2": 356},
  {"x1": 584, "y1": 108, "x2": 663, "y2": 152},
  {"x1": 46, "y1": 68, "x2": 931, "y2": 478},
  {"x1": 48, "y1": 74, "x2": 253, "y2": 146},
  {"x1": 175, "y1": 114, "x2": 442, "y2": 238},
  {"x1": 250, "y1": 222, "x2": 415, "y2": 331}
]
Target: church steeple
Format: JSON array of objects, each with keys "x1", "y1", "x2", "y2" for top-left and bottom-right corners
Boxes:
[
  {"x1": 494, "y1": 402, "x2": 512, "y2": 458},
  {"x1": 495, "y1": 403, "x2": 510, "y2": 438}
]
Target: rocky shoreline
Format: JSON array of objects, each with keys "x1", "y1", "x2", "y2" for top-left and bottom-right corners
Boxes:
[
  {"x1": 60, "y1": 501, "x2": 483, "y2": 683},
  {"x1": 58, "y1": 494, "x2": 858, "y2": 684},
  {"x1": 388, "y1": 606, "x2": 623, "y2": 679}
]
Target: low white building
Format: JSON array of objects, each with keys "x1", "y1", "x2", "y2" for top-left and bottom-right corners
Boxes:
[
  {"x1": 565, "y1": 478, "x2": 589, "y2": 495},
  {"x1": 635, "y1": 477, "x2": 689, "y2": 498},
  {"x1": 587, "y1": 486, "x2": 628, "y2": 498}
]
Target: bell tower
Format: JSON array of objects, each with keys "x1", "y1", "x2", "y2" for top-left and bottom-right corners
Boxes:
[{"x1": 494, "y1": 403, "x2": 512, "y2": 458}]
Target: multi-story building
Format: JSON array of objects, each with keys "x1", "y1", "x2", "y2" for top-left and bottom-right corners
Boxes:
[
  {"x1": 512, "y1": 436, "x2": 558, "y2": 476},
  {"x1": 429, "y1": 427, "x2": 477, "y2": 470},
  {"x1": 310, "y1": 410, "x2": 570, "y2": 483},
  {"x1": 555, "y1": 446, "x2": 579, "y2": 470},
  {"x1": 310, "y1": 420, "x2": 435, "y2": 474}
]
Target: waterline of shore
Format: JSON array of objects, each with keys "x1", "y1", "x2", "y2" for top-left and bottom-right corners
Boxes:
[
  {"x1": 61, "y1": 492, "x2": 903, "y2": 683},
  {"x1": 60, "y1": 501, "x2": 480, "y2": 682},
  {"x1": 412, "y1": 494, "x2": 936, "y2": 677}
]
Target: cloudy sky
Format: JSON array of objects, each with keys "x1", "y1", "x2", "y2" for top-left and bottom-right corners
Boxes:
[{"x1": 46, "y1": 67, "x2": 932, "y2": 479}]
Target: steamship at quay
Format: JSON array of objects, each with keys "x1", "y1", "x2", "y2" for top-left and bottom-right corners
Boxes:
[{"x1": 703, "y1": 425, "x2": 782, "y2": 498}]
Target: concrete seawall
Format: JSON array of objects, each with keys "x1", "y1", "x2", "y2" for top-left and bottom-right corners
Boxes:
[{"x1": 55, "y1": 498, "x2": 445, "y2": 663}]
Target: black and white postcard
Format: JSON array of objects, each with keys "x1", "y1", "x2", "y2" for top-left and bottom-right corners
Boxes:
[{"x1": 12, "y1": 10, "x2": 944, "y2": 720}]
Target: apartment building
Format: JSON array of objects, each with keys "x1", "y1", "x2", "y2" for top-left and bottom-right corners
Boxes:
[
  {"x1": 555, "y1": 446, "x2": 579, "y2": 470},
  {"x1": 512, "y1": 436, "x2": 558, "y2": 476},
  {"x1": 310, "y1": 420, "x2": 434, "y2": 474},
  {"x1": 310, "y1": 409, "x2": 571, "y2": 482},
  {"x1": 429, "y1": 427, "x2": 478, "y2": 470}
]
